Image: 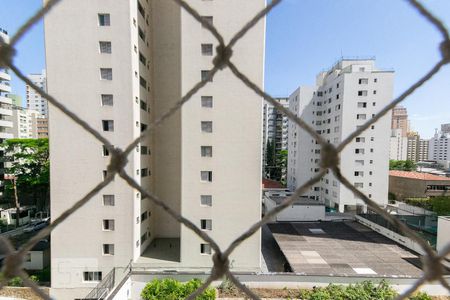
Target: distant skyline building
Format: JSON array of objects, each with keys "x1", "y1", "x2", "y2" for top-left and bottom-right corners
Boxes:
[
  {"x1": 441, "y1": 123, "x2": 450, "y2": 135},
  {"x1": 262, "y1": 97, "x2": 289, "y2": 178},
  {"x1": 26, "y1": 70, "x2": 48, "y2": 117},
  {"x1": 429, "y1": 128, "x2": 450, "y2": 163},
  {"x1": 11, "y1": 108, "x2": 42, "y2": 139},
  {"x1": 391, "y1": 106, "x2": 409, "y2": 137},
  {"x1": 418, "y1": 138, "x2": 429, "y2": 162},
  {"x1": 288, "y1": 59, "x2": 393, "y2": 212},
  {"x1": 407, "y1": 131, "x2": 420, "y2": 162},
  {"x1": 7, "y1": 94, "x2": 22, "y2": 107}
]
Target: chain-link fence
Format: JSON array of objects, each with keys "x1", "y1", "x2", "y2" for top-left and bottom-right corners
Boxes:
[{"x1": 0, "y1": 0, "x2": 450, "y2": 299}]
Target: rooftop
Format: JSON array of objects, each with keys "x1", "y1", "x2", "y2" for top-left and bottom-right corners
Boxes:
[
  {"x1": 262, "y1": 178, "x2": 285, "y2": 189},
  {"x1": 389, "y1": 170, "x2": 450, "y2": 181},
  {"x1": 268, "y1": 221, "x2": 422, "y2": 277}
]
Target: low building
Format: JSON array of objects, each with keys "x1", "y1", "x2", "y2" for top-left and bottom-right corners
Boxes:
[
  {"x1": 0, "y1": 207, "x2": 32, "y2": 226},
  {"x1": 23, "y1": 239, "x2": 50, "y2": 271},
  {"x1": 389, "y1": 170, "x2": 450, "y2": 200},
  {"x1": 263, "y1": 190, "x2": 325, "y2": 222}
]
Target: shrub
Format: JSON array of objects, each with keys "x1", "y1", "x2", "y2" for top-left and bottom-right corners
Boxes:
[
  {"x1": 141, "y1": 278, "x2": 215, "y2": 300},
  {"x1": 8, "y1": 276, "x2": 23, "y2": 287},
  {"x1": 410, "y1": 292, "x2": 432, "y2": 300}
]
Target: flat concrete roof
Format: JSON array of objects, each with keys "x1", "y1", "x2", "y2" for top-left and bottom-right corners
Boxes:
[{"x1": 268, "y1": 221, "x2": 422, "y2": 278}]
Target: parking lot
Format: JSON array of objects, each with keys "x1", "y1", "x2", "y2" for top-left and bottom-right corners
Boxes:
[{"x1": 267, "y1": 221, "x2": 423, "y2": 277}]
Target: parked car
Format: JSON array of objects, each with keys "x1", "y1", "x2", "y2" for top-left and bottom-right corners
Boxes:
[{"x1": 23, "y1": 221, "x2": 48, "y2": 233}]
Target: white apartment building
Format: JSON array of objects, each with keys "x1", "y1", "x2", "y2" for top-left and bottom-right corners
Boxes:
[
  {"x1": 288, "y1": 59, "x2": 393, "y2": 212},
  {"x1": 0, "y1": 28, "x2": 14, "y2": 198},
  {"x1": 11, "y1": 108, "x2": 42, "y2": 139},
  {"x1": 26, "y1": 70, "x2": 48, "y2": 117},
  {"x1": 45, "y1": 1, "x2": 264, "y2": 298},
  {"x1": 262, "y1": 97, "x2": 289, "y2": 175},
  {"x1": 429, "y1": 131, "x2": 450, "y2": 163},
  {"x1": 389, "y1": 128, "x2": 407, "y2": 160},
  {"x1": 418, "y1": 138, "x2": 429, "y2": 162}
]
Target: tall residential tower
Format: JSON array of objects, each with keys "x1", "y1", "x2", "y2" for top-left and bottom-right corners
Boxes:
[
  {"x1": 45, "y1": 1, "x2": 265, "y2": 298},
  {"x1": 288, "y1": 59, "x2": 393, "y2": 212}
]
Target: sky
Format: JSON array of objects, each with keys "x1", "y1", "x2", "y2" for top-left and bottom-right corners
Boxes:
[{"x1": 1, "y1": 0, "x2": 449, "y2": 138}]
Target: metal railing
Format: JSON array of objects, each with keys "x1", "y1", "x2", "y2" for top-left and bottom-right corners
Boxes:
[{"x1": 0, "y1": 0, "x2": 449, "y2": 300}]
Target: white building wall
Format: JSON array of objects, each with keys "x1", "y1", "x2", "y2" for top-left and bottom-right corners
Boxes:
[
  {"x1": 46, "y1": 0, "x2": 263, "y2": 298},
  {"x1": 288, "y1": 60, "x2": 393, "y2": 212},
  {"x1": 11, "y1": 108, "x2": 41, "y2": 139},
  {"x1": 429, "y1": 133, "x2": 450, "y2": 162},
  {"x1": 389, "y1": 129, "x2": 407, "y2": 160}
]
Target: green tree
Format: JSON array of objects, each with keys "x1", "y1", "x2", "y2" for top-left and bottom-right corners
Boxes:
[
  {"x1": 276, "y1": 149, "x2": 288, "y2": 185},
  {"x1": 265, "y1": 140, "x2": 275, "y2": 179},
  {"x1": 2, "y1": 139, "x2": 49, "y2": 212},
  {"x1": 389, "y1": 160, "x2": 416, "y2": 171}
]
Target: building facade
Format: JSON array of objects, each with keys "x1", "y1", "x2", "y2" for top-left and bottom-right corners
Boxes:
[
  {"x1": 429, "y1": 131, "x2": 450, "y2": 162},
  {"x1": 11, "y1": 108, "x2": 43, "y2": 139},
  {"x1": 418, "y1": 138, "x2": 430, "y2": 162},
  {"x1": 391, "y1": 106, "x2": 408, "y2": 137},
  {"x1": 0, "y1": 29, "x2": 14, "y2": 199},
  {"x1": 26, "y1": 70, "x2": 48, "y2": 117},
  {"x1": 389, "y1": 128, "x2": 407, "y2": 160},
  {"x1": 288, "y1": 59, "x2": 393, "y2": 212},
  {"x1": 389, "y1": 170, "x2": 450, "y2": 200},
  {"x1": 407, "y1": 131, "x2": 419, "y2": 162},
  {"x1": 262, "y1": 97, "x2": 289, "y2": 178},
  {"x1": 45, "y1": 1, "x2": 264, "y2": 298}
]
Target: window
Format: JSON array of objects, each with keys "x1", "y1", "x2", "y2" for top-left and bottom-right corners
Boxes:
[
  {"x1": 140, "y1": 76, "x2": 147, "y2": 88},
  {"x1": 141, "y1": 211, "x2": 148, "y2": 221},
  {"x1": 373, "y1": 90, "x2": 377, "y2": 95},
  {"x1": 141, "y1": 123, "x2": 148, "y2": 132},
  {"x1": 140, "y1": 100, "x2": 147, "y2": 111},
  {"x1": 141, "y1": 168, "x2": 148, "y2": 177},
  {"x1": 141, "y1": 232, "x2": 148, "y2": 244},
  {"x1": 201, "y1": 16, "x2": 213, "y2": 27},
  {"x1": 201, "y1": 171, "x2": 212, "y2": 182},
  {"x1": 103, "y1": 195, "x2": 115, "y2": 206},
  {"x1": 357, "y1": 114, "x2": 366, "y2": 120},
  {"x1": 103, "y1": 219, "x2": 115, "y2": 231},
  {"x1": 201, "y1": 44, "x2": 213, "y2": 56},
  {"x1": 201, "y1": 195, "x2": 212, "y2": 206},
  {"x1": 358, "y1": 78, "x2": 368, "y2": 84},
  {"x1": 358, "y1": 90, "x2": 368, "y2": 96},
  {"x1": 100, "y1": 68, "x2": 112, "y2": 80},
  {"x1": 102, "y1": 120, "x2": 114, "y2": 132},
  {"x1": 99, "y1": 41, "x2": 112, "y2": 53},
  {"x1": 354, "y1": 171, "x2": 364, "y2": 177},
  {"x1": 355, "y1": 148, "x2": 365, "y2": 154},
  {"x1": 201, "y1": 146, "x2": 212, "y2": 157},
  {"x1": 356, "y1": 137, "x2": 365, "y2": 143},
  {"x1": 103, "y1": 244, "x2": 114, "y2": 255},
  {"x1": 201, "y1": 121, "x2": 213, "y2": 133},
  {"x1": 25, "y1": 253, "x2": 31, "y2": 262},
  {"x1": 139, "y1": 52, "x2": 146, "y2": 65},
  {"x1": 138, "y1": 26, "x2": 145, "y2": 41},
  {"x1": 201, "y1": 96, "x2": 213, "y2": 108},
  {"x1": 101, "y1": 94, "x2": 113, "y2": 106},
  {"x1": 201, "y1": 243, "x2": 211, "y2": 254},
  {"x1": 102, "y1": 145, "x2": 110, "y2": 156},
  {"x1": 354, "y1": 183, "x2": 364, "y2": 188},
  {"x1": 201, "y1": 219, "x2": 212, "y2": 230},
  {"x1": 357, "y1": 102, "x2": 367, "y2": 108},
  {"x1": 98, "y1": 14, "x2": 110, "y2": 26},
  {"x1": 84, "y1": 272, "x2": 102, "y2": 282},
  {"x1": 201, "y1": 70, "x2": 212, "y2": 82},
  {"x1": 137, "y1": 1, "x2": 145, "y2": 18},
  {"x1": 141, "y1": 146, "x2": 148, "y2": 155}
]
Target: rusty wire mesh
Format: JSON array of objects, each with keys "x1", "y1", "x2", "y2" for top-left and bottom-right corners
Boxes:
[{"x1": 0, "y1": 0, "x2": 450, "y2": 299}]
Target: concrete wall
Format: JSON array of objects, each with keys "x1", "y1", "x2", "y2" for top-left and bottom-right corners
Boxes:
[
  {"x1": 23, "y1": 250, "x2": 50, "y2": 271},
  {"x1": 389, "y1": 176, "x2": 450, "y2": 200},
  {"x1": 265, "y1": 198, "x2": 325, "y2": 222},
  {"x1": 437, "y1": 216, "x2": 450, "y2": 257},
  {"x1": 356, "y1": 215, "x2": 425, "y2": 255}
]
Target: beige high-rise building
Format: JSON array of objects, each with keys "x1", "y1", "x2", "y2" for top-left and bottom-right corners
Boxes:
[
  {"x1": 391, "y1": 106, "x2": 408, "y2": 137},
  {"x1": 45, "y1": 0, "x2": 264, "y2": 298},
  {"x1": 407, "y1": 131, "x2": 420, "y2": 162},
  {"x1": 11, "y1": 108, "x2": 42, "y2": 139}
]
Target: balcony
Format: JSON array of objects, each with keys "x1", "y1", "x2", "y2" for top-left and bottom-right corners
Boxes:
[
  {"x1": 0, "y1": 70, "x2": 11, "y2": 82},
  {"x1": 0, "y1": 96, "x2": 12, "y2": 105},
  {"x1": 0, "y1": 107, "x2": 12, "y2": 117},
  {"x1": 0, "y1": 132, "x2": 13, "y2": 139},
  {"x1": 0, "y1": 120, "x2": 12, "y2": 128},
  {"x1": 0, "y1": 83, "x2": 11, "y2": 93}
]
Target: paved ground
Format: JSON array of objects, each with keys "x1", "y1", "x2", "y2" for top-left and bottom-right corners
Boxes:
[
  {"x1": 267, "y1": 221, "x2": 422, "y2": 277},
  {"x1": 261, "y1": 224, "x2": 286, "y2": 272}
]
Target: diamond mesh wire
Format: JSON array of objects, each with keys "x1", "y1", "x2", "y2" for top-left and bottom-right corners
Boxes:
[{"x1": 0, "y1": 0, "x2": 449, "y2": 299}]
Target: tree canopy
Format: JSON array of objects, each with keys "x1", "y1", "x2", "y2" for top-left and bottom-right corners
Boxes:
[{"x1": 389, "y1": 160, "x2": 416, "y2": 171}]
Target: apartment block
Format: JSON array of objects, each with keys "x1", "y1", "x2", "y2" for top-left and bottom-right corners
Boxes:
[
  {"x1": 262, "y1": 97, "x2": 289, "y2": 177},
  {"x1": 429, "y1": 130, "x2": 450, "y2": 163},
  {"x1": 288, "y1": 59, "x2": 393, "y2": 212},
  {"x1": 11, "y1": 108, "x2": 43, "y2": 139},
  {"x1": 407, "y1": 131, "x2": 420, "y2": 162},
  {"x1": 0, "y1": 28, "x2": 14, "y2": 198},
  {"x1": 418, "y1": 138, "x2": 429, "y2": 162},
  {"x1": 389, "y1": 128, "x2": 407, "y2": 160},
  {"x1": 45, "y1": 1, "x2": 264, "y2": 298},
  {"x1": 26, "y1": 70, "x2": 48, "y2": 117}
]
